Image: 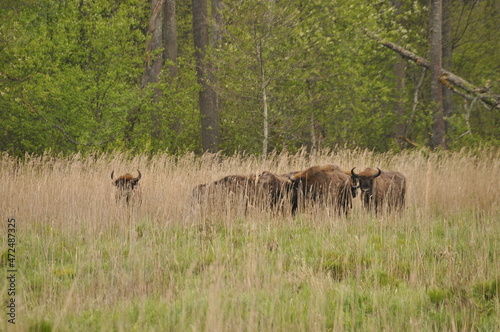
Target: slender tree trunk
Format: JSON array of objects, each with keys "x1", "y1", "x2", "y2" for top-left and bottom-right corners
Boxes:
[
  {"x1": 210, "y1": 0, "x2": 222, "y2": 148},
  {"x1": 163, "y1": 0, "x2": 178, "y2": 79},
  {"x1": 260, "y1": 52, "x2": 269, "y2": 158},
  {"x1": 254, "y1": 28, "x2": 269, "y2": 158},
  {"x1": 430, "y1": 0, "x2": 447, "y2": 148},
  {"x1": 393, "y1": 59, "x2": 407, "y2": 144},
  {"x1": 442, "y1": 0, "x2": 453, "y2": 131},
  {"x1": 391, "y1": 0, "x2": 408, "y2": 147},
  {"x1": 163, "y1": 0, "x2": 182, "y2": 135},
  {"x1": 210, "y1": 0, "x2": 223, "y2": 48},
  {"x1": 193, "y1": 0, "x2": 219, "y2": 152},
  {"x1": 148, "y1": 0, "x2": 165, "y2": 141}
]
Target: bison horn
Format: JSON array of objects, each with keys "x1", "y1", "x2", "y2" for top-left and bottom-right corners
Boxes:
[
  {"x1": 351, "y1": 167, "x2": 359, "y2": 178},
  {"x1": 373, "y1": 168, "x2": 382, "y2": 178},
  {"x1": 111, "y1": 170, "x2": 115, "y2": 180},
  {"x1": 136, "y1": 169, "x2": 142, "y2": 181}
]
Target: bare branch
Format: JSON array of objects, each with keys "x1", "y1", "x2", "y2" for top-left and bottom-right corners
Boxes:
[
  {"x1": 456, "y1": 96, "x2": 479, "y2": 140},
  {"x1": 406, "y1": 67, "x2": 427, "y2": 137},
  {"x1": 367, "y1": 31, "x2": 500, "y2": 110},
  {"x1": 398, "y1": 136, "x2": 420, "y2": 148}
]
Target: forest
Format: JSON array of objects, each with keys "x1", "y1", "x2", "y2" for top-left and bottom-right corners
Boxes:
[
  {"x1": 1, "y1": 0, "x2": 499, "y2": 157},
  {"x1": 2, "y1": 2, "x2": 500, "y2": 329}
]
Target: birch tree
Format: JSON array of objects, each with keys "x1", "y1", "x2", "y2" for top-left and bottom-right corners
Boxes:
[{"x1": 430, "y1": 0, "x2": 446, "y2": 148}]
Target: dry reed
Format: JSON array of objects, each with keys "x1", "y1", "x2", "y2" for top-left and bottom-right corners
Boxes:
[{"x1": 1, "y1": 148, "x2": 499, "y2": 331}]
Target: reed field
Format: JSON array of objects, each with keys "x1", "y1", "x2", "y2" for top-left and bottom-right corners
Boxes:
[{"x1": 1, "y1": 148, "x2": 500, "y2": 331}]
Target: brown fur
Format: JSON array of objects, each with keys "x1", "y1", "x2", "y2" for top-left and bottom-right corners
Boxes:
[
  {"x1": 196, "y1": 174, "x2": 257, "y2": 193},
  {"x1": 290, "y1": 164, "x2": 352, "y2": 215},
  {"x1": 342, "y1": 168, "x2": 359, "y2": 198},
  {"x1": 352, "y1": 167, "x2": 406, "y2": 213},
  {"x1": 257, "y1": 171, "x2": 293, "y2": 211},
  {"x1": 281, "y1": 171, "x2": 300, "y2": 179},
  {"x1": 193, "y1": 174, "x2": 259, "y2": 211},
  {"x1": 114, "y1": 174, "x2": 135, "y2": 185},
  {"x1": 111, "y1": 170, "x2": 142, "y2": 206}
]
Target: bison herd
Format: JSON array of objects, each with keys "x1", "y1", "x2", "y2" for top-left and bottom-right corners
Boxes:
[
  {"x1": 192, "y1": 164, "x2": 406, "y2": 216},
  {"x1": 111, "y1": 165, "x2": 406, "y2": 216}
]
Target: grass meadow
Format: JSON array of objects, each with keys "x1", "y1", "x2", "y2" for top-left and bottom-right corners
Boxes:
[{"x1": 1, "y1": 148, "x2": 500, "y2": 331}]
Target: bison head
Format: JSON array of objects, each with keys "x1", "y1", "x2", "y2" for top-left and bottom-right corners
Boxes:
[
  {"x1": 351, "y1": 167, "x2": 381, "y2": 196},
  {"x1": 111, "y1": 170, "x2": 142, "y2": 205},
  {"x1": 111, "y1": 169, "x2": 142, "y2": 190}
]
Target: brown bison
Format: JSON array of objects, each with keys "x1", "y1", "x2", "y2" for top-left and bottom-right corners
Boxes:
[
  {"x1": 256, "y1": 171, "x2": 293, "y2": 211},
  {"x1": 193, "y1": 174, "x2": 258, "y2": 197},
  {"x1": 289, "y1": 164, "x2": 352, "y2": 215},
  {"x1": 194, "y1": 172, "x2": 294, "y2": 214},
  {"x1": 111, "y1": 170, "x2": 142, "y2": 206},
  {"x1": 351, "y1": 167, "x2": 406, "y2": 213},
  {"x1": 193, "y1": 174, "x2": 259, "y2": 212}
]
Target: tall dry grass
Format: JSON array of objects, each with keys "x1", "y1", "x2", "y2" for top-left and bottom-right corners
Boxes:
[{"x1": 1, "y1": 148, "x2": 499, "y2": 331}]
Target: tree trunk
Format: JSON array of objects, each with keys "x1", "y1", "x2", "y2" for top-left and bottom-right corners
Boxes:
[
  {"x1": 193, "y1": 0, "x2": 219, "y2": 153},
  {"x1": 393, "y1": 59, "x2": 407, "y2": 144},
  {"x1": 210, "y1": 0, "x2": 222, "y2": 149},
  {"x1": 163, "y1": 0, "x2": 178, "y2": 79},
  {"x1": 254, "y1": 26, "x2": 269, "y2": 158},
  {"x1": 442, "y1": 0, "x2": 453, "y2": 130},
  {"x1": 163, "y1": 0, "x2": 182, "y2": 135},
  {"x1": 391, "y1": 0, "x2": 408, "y2": 147},
  {"x1": 210, "y1": 0, "x2": 223, "y2": 48},
  {"x1": 260, "y1": 50, "x2": 269, "y2": 158},
  {"x1": 142, "y1": 0, "x2": 164, "y2": 89},
  {"x1": 430, "y1": 0, "x2": 446, "y2": 148}
]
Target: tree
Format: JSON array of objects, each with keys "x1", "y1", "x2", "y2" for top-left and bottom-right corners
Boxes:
[
  {"x1": 0, "y1": 0, "x2": 148, "y2": 156},
  {"x1": 369, "y1": 33, "x2": 499, "y2": 107},
  {"x1": 442, "y1": 0, "x2": 454, "y2": 132},
  {"x1": 447, "y1": 0, "x2": 500, "y2": 146},
  {"x1": 389, "y1": 0, "x2": 410, "y2": 147},
  {"x1": 1, "y1": 0, "x2": 498, "y2": 156},
  {"x1": 193, "y1": 0, "x2": 219, "y2": 152},
  {"x1": 164, "y1": 0, "x2": 179, "y2": 79},
  {"x1": 430, "y1": 0, "x2": 446, "y2": 148},
  {"x1": 211, "y1": 0, "x2": 311, "y2": 155},
  {"x1": 128, "y1": 0, "x2": 201, "y2": 153}
]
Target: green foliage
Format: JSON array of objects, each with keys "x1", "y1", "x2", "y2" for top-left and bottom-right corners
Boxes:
[
  {"x1": 428, "y1": 287, "x2": 453, "y2": 306},
  {"x1": 135, "y1": 68, "x2": 201, "y2": 154},
  {"x1": 472, "y1": 278, "x2": 499, "y2": 303},
  {"x1": 0, "y1": 0, "x2": 498, "y2": 156},
  {"x1": 0, "y1": 0, "x2": 148, "y2": 156},
  {"x1": 28, "y1": 320, "x2": 53, "y2": 332}
]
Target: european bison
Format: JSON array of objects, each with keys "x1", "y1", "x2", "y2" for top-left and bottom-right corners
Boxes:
[
  {"x1": 193, "y1": 174, "x2": 259, "y2": 213},
  {"x1": 111, "y1": 170, "x2": 142, "y2": 206},
  {"x1": 256, "y1": 171, "x2": 293, "y2": 212},
  {"x1": 193, "y1": 174, "x2": 258, "y2": 197},
  {"x1": 290, "y1": 164, "x2": 352, "y2": 216},
  {"x1": 351, "y1": 167, "x2": 406, "y2": 213}
]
